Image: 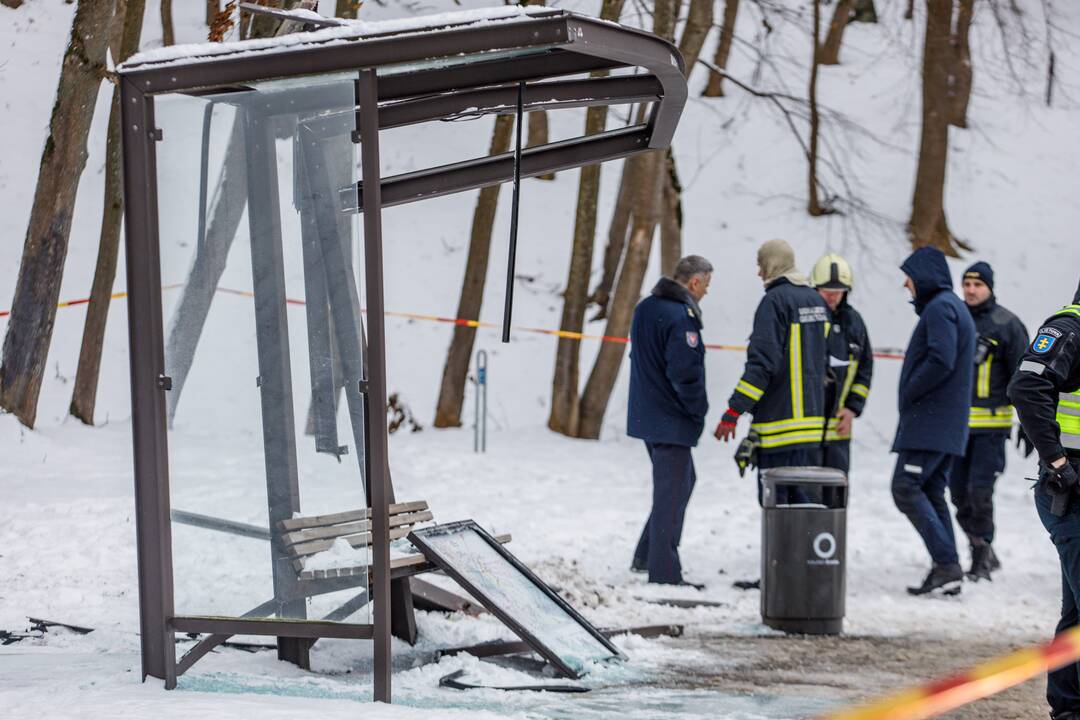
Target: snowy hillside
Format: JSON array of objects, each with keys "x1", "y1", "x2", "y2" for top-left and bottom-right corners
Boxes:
[{"x1": 1, "y1": 0, "x2": 1079, "y2": 718}]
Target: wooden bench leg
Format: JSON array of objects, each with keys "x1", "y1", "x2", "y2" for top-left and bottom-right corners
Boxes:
[
  {"x1": 390, "y1": 577, "x2": 417, "y2": 645},
  {"x1": 278, "y1": 637, "x2": 314, "y2": 669}
]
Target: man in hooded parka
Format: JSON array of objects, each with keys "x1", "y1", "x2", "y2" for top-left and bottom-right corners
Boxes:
[{"x1": 893, "y1": 247, "x2": 976, "y2": 596}]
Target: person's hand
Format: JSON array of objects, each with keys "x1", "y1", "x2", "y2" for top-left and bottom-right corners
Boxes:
[
  {"x1": 1052, "y1": 456, "x2": 1069, "y2": 470},
  {"x1": 835, "y1": 408, "x2": 856, "y2": 437},
  {"x1": 714, "y1": 409, "x2": 740, "y2": 442}
]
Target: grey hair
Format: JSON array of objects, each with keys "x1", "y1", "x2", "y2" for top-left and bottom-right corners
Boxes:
[{"x1": 673, "y1": 255, "x2": 713, "y2": 282}]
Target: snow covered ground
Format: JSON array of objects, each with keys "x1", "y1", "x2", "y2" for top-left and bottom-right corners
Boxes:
[{"x1": 1, "y1": 0, "x2": 1079, "y2": 718}]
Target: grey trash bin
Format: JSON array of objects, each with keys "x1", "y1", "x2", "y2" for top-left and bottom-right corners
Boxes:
[{"x1": 760, "y1": 466, "x2": 847, "y2": 635}]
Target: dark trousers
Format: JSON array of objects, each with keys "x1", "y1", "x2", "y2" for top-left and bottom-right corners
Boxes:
[
  {"x1": 823, "y1": 441, "x2": 851, "y2": 475},
  {"x1": 949, "y1": 433, "x2": 1007, "y2": 544},
  {"x1": 891, "y1": 450, "x2": 959, "y2": 566},
  {"x1": 756, "y1": 447, "x2": 821, "y2": 506},
  {"x1": 1035, "y1": 468, "x2": 1080, "y2": 715},
  {"x1": 633, "y1": 442, "x2": 696, "y2": 584}
]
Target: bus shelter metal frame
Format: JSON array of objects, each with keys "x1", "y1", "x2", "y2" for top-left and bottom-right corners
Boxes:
[{"x1": 119, "y1": 8, "x2": 685, "y2": 703}]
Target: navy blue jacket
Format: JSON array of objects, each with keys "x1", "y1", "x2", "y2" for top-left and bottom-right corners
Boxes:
[
  {"x1": 893, "y1": 247, "x2": 976, "y2": 455},
  {"x1": 967, "y1": 297, "x2": 1028, "y2": 434},
  {"x1": 825, "y1": 298, "x2": 874, "y2": 444},
  {"x1": 728, "y1": 278, "x2": 830, "y2": 454},
  {"x1": 627, "y1": 278, "x2": 708, "y2": 447}
]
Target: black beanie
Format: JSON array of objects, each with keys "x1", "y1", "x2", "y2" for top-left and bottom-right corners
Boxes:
[{"x1": 963, "y1": 261, "x2": 994, "y2": 292}]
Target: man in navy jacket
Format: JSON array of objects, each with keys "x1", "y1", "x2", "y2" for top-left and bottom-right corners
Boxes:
[
  {"x1": 893, "y1": 247, "x2": 976, "y2": 596},
  {"x1": 628, "y1": 255, "x2": 713, "y2": 586}
]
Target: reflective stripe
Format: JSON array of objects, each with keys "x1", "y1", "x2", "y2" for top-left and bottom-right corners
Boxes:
[
  {"x1": 735, "y1": 380, "x2": 764, "y2": 402},
  {"x1": 976, "y1": 355, "x2": 992, "y2": 398},
  {"x1": 969, "y1": 406, "x2": 1013, "y2": 429},
  {"x1": 758, "y1": 430, "x2": 824, "y2": 449},
  {"x1": 1056, "y1": 304, "x2": 1080, "y2": 319},
  {"x1": 825, "y1": 417, "x2": 851, "y2": 443},
  {"x1": 750, "y1": 416, "x2": 825, "y2": 434},
  {"x1": 1020, "y1": 360, "x2": 1045, "y2": 375},
  {"x1": 850, "y1": 383, "x2": 870, "y2": 399},
  {"x1": 790, "y1": 323, "x2": 804, "y2": 419},
  {"x1": 1061, "y1": 414, "x2": 1080, "y2": 435},
  {"x1": 903, "y1": 464, "x2": 923, "y2": 474},
  {"x1": 837, "y1": 356, "x2": 858, "y2": 410},
  {"x1": 1061, "y1": 393, "x2": 1080, "y2": 409},
  {"x1": 1064, "y1": 432, "x2": 1080, "y2": 451}
]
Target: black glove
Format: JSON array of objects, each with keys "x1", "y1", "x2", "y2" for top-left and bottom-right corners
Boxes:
[
  {"x1": 1015, "y1": 426, "x2": 1035, "y2": 458},
  {"x1": 734, "y1": 430, "x2": 760, "y2": 478},
  {"x1": 1042, "y1": 460, "x2": 1079, "y2": 517}
]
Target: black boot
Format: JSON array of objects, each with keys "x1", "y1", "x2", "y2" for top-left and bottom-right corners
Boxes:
[
  {"x1": 1050, "y1": 711, "x2": 1080, "y2": 719},
  {"x1": 968, "y1": 543, "x2": 993, "y2": 582},
  {"x1": 988, "y1": 544, "x2": 1002, "y2": 571},
  {"x1": 907, "y1": 563, "x2": 963, "y2": 596}
]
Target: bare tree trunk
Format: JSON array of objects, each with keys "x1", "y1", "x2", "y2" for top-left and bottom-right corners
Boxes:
[
  {"x1": 948, "y1": 0, "x2": 974, "y2": 128},
  {"x1": 206, "y1": 0, "x2": 217, "y2": 25},
  {"x1": 433, "y1": 115, "x2": 516, "y2": 428},
  {"x1": 588, "y1": 155, "x2": 636, "y2": 321},
  {"x1": 335, "y1": 0, "x2": 360, "y2": 18},
  {"x1": 820, "y1": 0, "x2": 854, "y2": 65},
  {"x1": 70, "y1": 0, "x2": 146, "y2": 425},
  {"x1": 910, "y1": 0, "x2": 966, "y2": 255},
  {"x1": 575, "y1": 0, "x2": 678, "y2": 439},
  {"x1": 659, "y1": 150, "x2": 683, "y2": 276},
  {"x1": 547, "y1": 0, "x2": 625, "y2": 437},
  {"x1": 0, "y1": 0, "x2": 115, "y2": 428},
  {"x1": 577, "y1": 151, "x2": 664, "y2": 440},
  {"x1": 161, "y1": 0, "x2": 174, "y2": 45},
  {"x1": 852, "y1": 0, "x2": 877, "y2": 23},
  {"x1": 808, "y1": 0, "x2": 826, "y2": 216},
  {"x1": 1, "y1": 0, "x2": 26, "y2": 8},
  {"x1": 703, "y1": 0, "x2": 739, "y2": 97},
  {"x1": 657, "y1": 0, "x2": 711, "y2": 272},
  {"x1": 527, "y1": 112, "x2": 555, "y2": 181}
]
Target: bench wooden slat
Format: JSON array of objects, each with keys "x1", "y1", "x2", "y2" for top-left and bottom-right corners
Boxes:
[
  {"x1": 282, "y1": 510, "x2": 434, "y2": 549},
  {"x1": 291, "y1": 525, "x2": 417, "y2": 571},
  {"x1": 295, "y1": 533, "x2": 512, "y2": 581},
  {"x1": 278, "y1": 501, "x2": 429, "y2": 532}
]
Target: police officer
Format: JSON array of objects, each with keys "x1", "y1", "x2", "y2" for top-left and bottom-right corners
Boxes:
[
  {"x1": 811, "y1": 253, "x2": 874, "y2": 475},
  {"x1": 893, "y1": 247, "x2": 976, "y2": 596},
  {"x1": 1008, "y1": 278, "x2": 1080, "y2": 720},
  {"x1": 951, "y1": 262, "x2": 1029, "y2": 581},
  {"x1": 715, "y1": 239, "x2": 829, "y2": 505},
  {"x1": 628, "y1": 255, "x2": 713, "y2": 586}
]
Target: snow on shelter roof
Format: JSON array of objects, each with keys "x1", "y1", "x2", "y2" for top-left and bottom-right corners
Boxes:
[{"x1": 120, "y1": 6, "x2": 562, "y2": 72}]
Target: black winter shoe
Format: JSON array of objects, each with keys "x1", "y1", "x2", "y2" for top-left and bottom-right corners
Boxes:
[
  {"x1": 907, "y1": 563, "x2": 964, "y2": 596},
  {"x1": 968, "y1": 544, "x2": 993, "y2": 582},
  {"x1": 1050, "y1": 711, "x2": 1080, "y2": 719}
]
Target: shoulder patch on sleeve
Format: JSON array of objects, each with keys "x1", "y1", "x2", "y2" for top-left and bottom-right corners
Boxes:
[
  {"x1": 1032, "y1": 333, "x2": 1058, "y2": 354},
  {"x1": 685, "y1": 331, "x2": 700, "y2": 348},
  {"x1": 1039, "y1": 326, "x2": 1064, "y2": 339}
]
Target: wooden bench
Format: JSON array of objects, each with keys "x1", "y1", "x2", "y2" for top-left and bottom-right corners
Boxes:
[{"x1": 278, "y1": 501, "x2": 510, "y2": 582}]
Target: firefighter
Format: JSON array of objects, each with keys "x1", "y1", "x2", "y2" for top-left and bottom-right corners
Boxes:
[
  {"x1": 1007, "y1": 278, "x2": 1080, "y2": 720},
  {"x1": 715, "y1": 239, "x2": 829, "y2": 505},
  {"x1": 950, "y1": 262, "x2": 1029, "y2": 581},
  {"x1": 811, "y1": 253, "x2": 874, "y2": 476}
]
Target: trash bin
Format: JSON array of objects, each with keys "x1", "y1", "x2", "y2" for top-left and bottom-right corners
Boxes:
[{"x1": 760, "y1": 466, "x2": 847, "y2": 635}]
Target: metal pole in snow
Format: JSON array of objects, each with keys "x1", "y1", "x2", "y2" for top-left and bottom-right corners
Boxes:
[{"x1": 474, "y1": 349, "x2": 488, "y2": 453}]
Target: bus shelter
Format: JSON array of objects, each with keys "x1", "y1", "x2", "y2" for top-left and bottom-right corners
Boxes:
[{"x1": 118, "y1": 6, "x2": 685, "y2": 702}]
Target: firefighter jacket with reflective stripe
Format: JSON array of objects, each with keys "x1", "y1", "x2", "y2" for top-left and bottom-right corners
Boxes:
[
  {"x1": 728, "y1": 277, "x2": 830, "y2": 453},
  {"x1": 892, "y1": 247, "x2": 977, "y2": 456},
  {"x1": 967, "y1": 297, "x2": 1029, "y2": 434},
  {"x1": 824, "y1": 299, "x2": 874, "y2": 444},
  {"x1": 1009, "y1": 299, "x2": 1080, "y2": 462}
]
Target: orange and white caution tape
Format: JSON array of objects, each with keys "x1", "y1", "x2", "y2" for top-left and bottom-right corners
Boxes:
[
  {"x1": 0, "y1": 284, "x2": 906, "y2": 360},
  {"x1": 822, "y1": 625, "x2": 1080, "y2": 720}
]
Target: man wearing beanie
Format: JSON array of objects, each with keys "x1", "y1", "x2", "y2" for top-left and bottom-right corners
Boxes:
[
  {"x1": 951, "y1": 261, "x2": 1029, "y2": 580},
  {"x1": 893, "y1": 247, "x2": 976, "y2": 596},
  {"x1": 716, "y1": 240, "x2": 829, "y2": 505}
]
